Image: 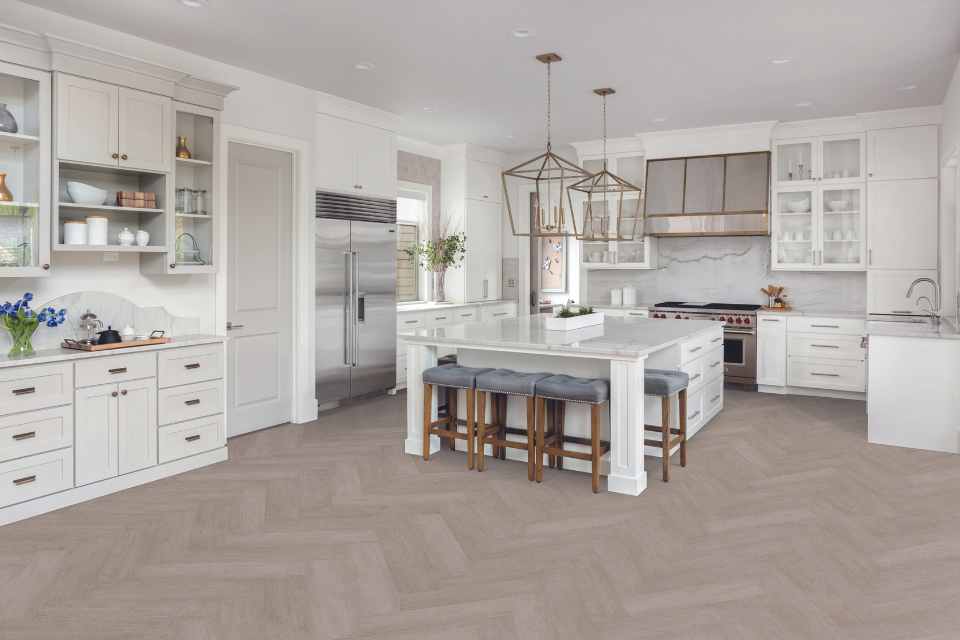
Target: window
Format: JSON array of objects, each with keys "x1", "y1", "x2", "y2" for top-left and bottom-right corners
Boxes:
[{"x1": 396, "y1": 182, "x2": 431, "y2": 303}]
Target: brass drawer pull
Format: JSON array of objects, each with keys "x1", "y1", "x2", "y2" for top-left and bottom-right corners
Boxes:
[
  {"x1": 184, "y1": 434, "x2": 201, "y2": 442},
  {"x1": 108, "y1": 367, "x2": 128, "y2": 374},
  {"x1": 811, "y1": 372, "x2": 840, "y2": 377},
  {"x1": 434, "y1": 316, "x2": 447, "y2": 320},
  {"x1": 493, "y1": 312, "x2": 508, "y2": 317},
  {"x1": 761, "y1": 318, "x2": 781, "y2": 323},
  {"x1": 689, "y1": 346, "x2": 702, "y2": 353},
  {"x1": 404, "y1": 320, "x2": 418, "y2": 325},
  {"x1": 12, "y1": 387, "x2": 36, "y2": 396},
  {"x1": 690, "y1": 373, "x2": 702, "y2": 382},
  {"x1": 711, "y1": 394, "x2": 721, "y2": 403},
  {"x1": 810, "y1": 324, "x2": 840, "y2": 329},
  {"x1": 711, "y1": 336, "x2": 722, "y2": 343},
  {"x1": 185, "y1": 399, "x2": 201, "y2": 406},
  {"x1": 13, "y1": 475, "x2": 36, "y2": 486},
  {"x1": 811, "y1": 344, "x2": 840, "y2": 349},
  {"x1": 12, "y1": 431, "x2": 36, "y2": 441},
  {"x1": 688, "y1": 410, "x2": 701, "y2": 421},
  {"x1": 709, "y1": 361, "x2": 721, "y2": 368},
  {"x1": 184, "y1": 363, "x2": 201, "y2": 370}
]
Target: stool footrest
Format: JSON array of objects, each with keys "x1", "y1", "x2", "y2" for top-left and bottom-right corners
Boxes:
[
  {"x1": 644, "y1": 437, "x2": 684, "y2": 449},
  {"x1": 643, "y1": 425, "x2": 683, "y2": 435}
]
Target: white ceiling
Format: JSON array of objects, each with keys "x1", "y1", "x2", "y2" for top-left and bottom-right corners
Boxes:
[{"x1": 21, "y1": 0, "x2": 960, "y2": 151}]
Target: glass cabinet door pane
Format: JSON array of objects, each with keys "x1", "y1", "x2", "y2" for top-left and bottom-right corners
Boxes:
[
  {"x1": 0, "y1": 204, "x2": 39, "y2": 268},
  {"x1": 615, "y1": 155, "x2": 645, "y2": 187},
  {"x1": 683, "y1": 156, "x2": 724, "y2": 213},
  {"x1": 644, "y1": 159, "x2": 684, "y2": 215},
  {"x1": 821, "y1": 137, "x2": 861, "y2": 180},
  {"x1": 617, "y1": 239, "x2": 646, "y2": 264},
  {"x1": 775, "y1": 141, "x2": 814, "y2": 182},
  {"x1": 820, "y1": 187, "x2": 862, "y2": 265},
  {"x1": 775, "y1": 191, "x2": 814, "y2": 266}
]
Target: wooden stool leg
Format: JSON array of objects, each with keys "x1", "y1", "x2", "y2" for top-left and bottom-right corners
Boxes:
[
  {"x1": 476, "y1": 391, "x2": 487, "y2": 471},
  {"x1": 547, "y1": 400, "x2": 556, "y2": 469},
  {"x1": 679, "y1": 389, "x2": 687, "y2": 468},
  {"x1": 498, "y1": 394, "x2": 508, "y2": 460},
  {"x1": 591, "y1": 403, "x2": 601, "y2": 493},
  {"x1": 556, "y1": 401, "x2": 566, "y2": 470},
  {"x1": 422, "y1": 383, "x2": 433, "y2": 461},
  {"x1": 535, "y1": 397, "x2": 546, "y2": 482},
  {"x1": 447, "y1": 390, "x2": 458, "y2": 451},
  {"x1": 661, "y1": 395, "x2": 671, "y2": 482},
  {"x1": 466, "y1": 388, "x2": 475, "y2": 470},
  {"x1": 491, "y1": 393, "x2": 501, "y2": 459},
  {"x1": 526, "y1": 397, "x2": 536, "y2": 481}
]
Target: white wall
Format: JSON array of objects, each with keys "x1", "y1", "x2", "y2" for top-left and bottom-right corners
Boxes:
[
  {"x1": 941, "y1": 59, "x2": 960, "y2": 319},
  {"x1": 0, "y1": 1, "x2": 317, "y2": 330}
]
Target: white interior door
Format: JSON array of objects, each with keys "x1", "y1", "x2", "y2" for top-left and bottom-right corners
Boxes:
[{"x1": 226, "y1": 142, "x2": 294, "y2": 436}]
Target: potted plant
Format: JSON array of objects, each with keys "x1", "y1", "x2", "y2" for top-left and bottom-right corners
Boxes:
[
  {"x1": 405, "y1": 228, "x2": 466, "y2": 303},
  {"x1": 2, "y1": 293, "x2": 68, "y2": 357},
  {"x1": 544, "y1": 304, "x2": 604, "y2": 331}
]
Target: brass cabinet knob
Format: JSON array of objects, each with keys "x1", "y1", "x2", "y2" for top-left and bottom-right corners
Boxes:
[
  {"x1": 111, "y1": 391, "x2": 118, "y2": 397},
  {"x1": 111, "y1": 153, "x2": 119, "y2": 159},
  {"x1": 42, "y1": 263, "x2": 50, "y2": 270},
  {"x1": 120, "y1": 154, "x2": 128, "y2": 160},
  {"x1": 121, "y1": 389, "x2": 128, "y2": 396}
]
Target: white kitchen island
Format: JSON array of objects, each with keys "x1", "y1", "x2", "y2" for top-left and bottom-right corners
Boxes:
[{"x1": 401, "y1": 315, "x2": 724, "y2": 496}]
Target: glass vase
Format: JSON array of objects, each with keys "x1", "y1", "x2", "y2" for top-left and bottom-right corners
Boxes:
[
  {"x1": 7, "y1": 324, "x2": 38, "y2": 357},
  {"x1": 433, "y1": 271, "x2": 446, "y2": 303}
]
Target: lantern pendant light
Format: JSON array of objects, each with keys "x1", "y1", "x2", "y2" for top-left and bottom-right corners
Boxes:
[
  {"x1": 502, "y1": 53, "x2": 591, "y2": 238},
  {"x1": 570, "y1": 88, "x2": 644, "y2": 242}
]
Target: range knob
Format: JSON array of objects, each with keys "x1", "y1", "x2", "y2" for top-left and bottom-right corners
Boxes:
[
  {"x1": 735, "y1": 317, "x2": 743, "y2": 324},
  {"x1": 674, "y1": 314, "x2": 681, "y2": 319}
]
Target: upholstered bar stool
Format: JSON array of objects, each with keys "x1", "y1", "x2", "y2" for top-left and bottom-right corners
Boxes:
[
  {"x1": 534, "y1": 375, "x2": 611, "y2": 493},
  {"x1": 474, "y1": 369, "x2": 551, "y2": 479},
  {"x1": 643, "y1": 369, "x2": 690, "y2": 482},
  {"x1": 422, "y1": 364, "x2": 492, "y2": 469}
]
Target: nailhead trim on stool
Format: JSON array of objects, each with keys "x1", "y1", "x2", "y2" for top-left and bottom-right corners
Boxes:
[
  {"x1": 422, "y1": 365, "x2": 492, "y2": 469},
  {"x1": 474, "y1": 369, "x2": 551, "y2": 478},
  {"x1": 643, "y1": 369, "x2": 690, "y2": 482}
]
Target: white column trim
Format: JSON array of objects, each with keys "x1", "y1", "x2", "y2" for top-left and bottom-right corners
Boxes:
[
  {"x1": 405, "y1": 343, "x2": 439, "y2": 456},
  {"x1": 606, "y1": 357, "x2": 648, "y2": 496}
]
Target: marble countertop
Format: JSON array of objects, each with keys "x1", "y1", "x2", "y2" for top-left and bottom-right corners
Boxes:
[
  {"x1": 757, "y1": 308, "x2": 866, "y2": 319},
  {"x1": 400, "y1": 315, "x2": 721, "y2": 361},
  {"x1": 867, "y1": 316, "x2": 960, "y2": 340},
  {"x1": 0, "y1": 334, "x2": 225, "y2": 369},
  {"x1": 591, "y1": 303, "x2": 653, "y2": 310},
  {"x1": 397, "y1": 299, "x2": 516, "y2": 313}
]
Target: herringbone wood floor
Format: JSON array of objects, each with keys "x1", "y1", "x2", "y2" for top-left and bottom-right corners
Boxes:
[{"x1": 1, "y1": 390, "x2": 958, "y2": 639}]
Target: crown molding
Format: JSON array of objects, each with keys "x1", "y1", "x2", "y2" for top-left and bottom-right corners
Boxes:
[
  {"x1": 570, "y1": 136, "x2": 645, "y2": 159},
  {"x1": 640, "y1": 121, "x2": 776, "y2": 159},
  {"x1": 0, "y1": 24, "x2": 51, "y2": 70},
  {"x1": 316, "y1": 90, "x2": 401, "y2": 131}
]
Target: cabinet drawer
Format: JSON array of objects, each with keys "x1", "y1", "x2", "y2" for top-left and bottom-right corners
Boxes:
[
  {"x1": 0, "y1": 406, "x2": 73, "y2": 464},
  {"x1": 158, "y1": 379, "x2": 223, "y2": 425},
  {"x1": 397, "y1": 312, "x2": 426, "y2": 330},
  {"x1": 158, "y1": 415, "x2": 224, "y2": 464},
  {"x1": 681, "y1": 329, "x2": 722, "y2": 364},
  {"x1": 703, "y1": 345, "x2": 724, "y2": 382},
  {"x1": 158, "y1": 344, "x2": 224, "y2": 388},
  {"x1": 684, "y1": 387, "x2": 705, "y2": 432},
  {"x1": 623, "y1": 309, "x2": 650, "y2": 319},
  {"x1": 787, "y1": 357, "x2": 865, "y2": 392},
  {"x1": 787, "y1": 316, "x2": 865, "y2": 336},
  {"x1": 0, "y1": 363, "x2": 74, "y2": 416},
  {"x1": 788, "y1": 334, "x2": 865, "y2": 361},
  {"x1": 0, "y1": 448, "x2": 74, "y2": 508},
  {"x1": 425, "y1": 310, "x2": 456, "y2": 327},
  {"x1": 453, "y1": 308, "x2": 479, "y2": 322},
  {"x1": 758, "y1": 315, "x2": 788, "y2": 332},
  {"x1": 679, "y1": 358, "x2": 706, "y2": 393},
  {"x1": 75, "y1": 352, "x2": 156, "y2": 388},
  {"x1": 704, "y1": 377, "x2": 724, "y2": 417},
  {"x1": 483, "y1": 303, "x2": 517, "y2": 321}
]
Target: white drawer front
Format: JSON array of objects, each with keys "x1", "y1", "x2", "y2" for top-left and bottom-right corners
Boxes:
[
  {"x1": 624, "y1": 309, "x2": 650, "y2": 319},
  {"x1": 788, "y1": 334, "x2": 865, "y2": 361},
  {"x1": 0, "y1": 405, "x2": 73, "y2": 464},
  {"x1": 158, "y1": 379, "x2": 223, "y2": 426},
  {"x1": 787, "y1": 316, "x2": 865, "y2": 336},
  {"x1": 0, "y1": 363, "x2": 74, "y2": 416},
  {"x1": 453, "y1": 308, "x2": 479, "y2": 323},
  {"x1": 704, "y1": 377, "x2": 724, "y2": 417},
  {"x1": 0, "y1": 448, "x2": 74, "y2": 508},
  {"x1": 682, "y1": 328, "x2": 722, "y2": 364},
  {"x1": 788, "y1": 357, "x2": 866, "y2": 392},
  {"x1": 482, "y1": 303, "x2": 517, "y2": 321},
  {"x1": 703, "y1": 345, "x2": 725, "y2": 382},
  {"x1": 425, "y1": 309, "x2": 456, "y2": 327},
  {"x1": 75, "y1": 352, "x2": 156, "y2": 388},
  {"x1": 158, "y1": 344, "x2": 224, "y2": 388},
  {"x1": 398, "y1": 314, "x2": 426, "y2": 330},
  {"x1": 758, "y1": 315, "x2": 788, "y2": 332},
  {"x1": 684, "y1": 387, "x2": 705, "y2": 431},
  {"x1": 680, "y1": 358, "x2": 706, "y2": 393},
  {"x1": 158, "y1": 415, "x2": 225, "y2": 464}
]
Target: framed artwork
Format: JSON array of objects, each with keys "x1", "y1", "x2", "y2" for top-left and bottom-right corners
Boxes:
[{"x1": 529, "y1": 191, "x2": 568, "y2": 293}]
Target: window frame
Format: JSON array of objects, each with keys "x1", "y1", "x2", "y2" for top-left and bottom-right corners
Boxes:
[{"x1": 396, "y1": 181, "x2": 432, "y2": 304}]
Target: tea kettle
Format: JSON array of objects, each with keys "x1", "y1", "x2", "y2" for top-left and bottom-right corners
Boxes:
[
  {"x1": 96, "y1": 326, "x2": 122, "y2": 345},
  {"x1": 78, "y1": 310, "x2": 103, "y2": 344}
]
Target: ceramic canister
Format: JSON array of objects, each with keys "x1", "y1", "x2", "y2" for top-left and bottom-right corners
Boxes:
[
  {"x1": 118, "y1": 227, "x2": 135, "y2": 246},
  {"x1": 610, "y1": 288, "x2": 623, "y2": 306},
  {"x1": 63, "y1": 220, "x2": 87, "y2": 245},
  {"x1": 86, "y1": 216, "x2": 109, "y2": 245},
  {"x1": 135, "y1": 229, "x2": 150, "y2": 247},
  {"x1": 622, "y1": 286, "x2": 637, "y2": 307}
]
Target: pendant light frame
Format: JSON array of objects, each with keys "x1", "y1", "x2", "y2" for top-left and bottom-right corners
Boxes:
[
  {"x1": 569, "y1": 88, "x2": 644, "y2": 242},
  {"x1": 502, "y1": 53, "x2": 591, "y2": 238}
]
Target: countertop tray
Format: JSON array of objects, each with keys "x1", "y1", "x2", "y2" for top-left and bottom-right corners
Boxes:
[{"x1": 62, "y1": 337, "x2": 171, "y2": 351}]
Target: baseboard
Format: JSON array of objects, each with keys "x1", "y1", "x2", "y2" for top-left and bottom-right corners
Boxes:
[
  {"x1": 0, "y1": 447, "x2": 228, "y2": 527},
  {"x1": 758, "y1": 384, "x2": 865, "y2": 401}
]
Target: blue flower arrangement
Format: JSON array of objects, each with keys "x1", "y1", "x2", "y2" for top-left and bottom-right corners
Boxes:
[{"x1": 2, "y1": 293, "x2": 67, "y2": 357}]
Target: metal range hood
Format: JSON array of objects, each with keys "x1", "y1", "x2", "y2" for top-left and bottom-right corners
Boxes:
[{"x1": 643, "y1": 151, "x2": 771, "y2": 237}]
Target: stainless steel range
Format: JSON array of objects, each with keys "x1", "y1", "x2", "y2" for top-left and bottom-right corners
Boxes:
[{"x1": 650, "y1": 302, "x2": 761, "y2": 387}]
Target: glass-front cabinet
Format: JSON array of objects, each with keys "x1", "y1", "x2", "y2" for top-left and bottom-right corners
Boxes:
[
  {"x1": 819, "y1": 185, "x2": 865, "y2": 268},
  {"x1": 773, "y1": 134, "x2": 864, "y2": 186},
  {"x1": 0, "y1": 61, "x2": 51, "y2": 277},
  {"x1": 772, "y1": 188, "x2": 816, "y2": 269}
]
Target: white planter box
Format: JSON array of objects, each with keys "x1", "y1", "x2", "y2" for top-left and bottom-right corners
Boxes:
[{"x1": 544, "y1": 312, "x2": 605, "y2": 332}]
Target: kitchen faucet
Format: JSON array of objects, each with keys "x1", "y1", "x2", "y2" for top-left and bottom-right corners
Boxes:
[{"x1": 906, "y1": 277, "x2": 941, "y2": 322}]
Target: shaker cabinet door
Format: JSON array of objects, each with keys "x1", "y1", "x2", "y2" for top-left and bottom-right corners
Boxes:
[
  {"x1": 464, "y1": 199, "x2": 502, "y2": 301},
  {"x1": 315, "y1": 113, "x2": 359, "y2": 194},
  {"x1": 354, "y1": 123, "x2": 396, "y2": 198},
  {"x1": 55, "y1": 74, "x2": 119, "y2": 166},
  {"x1": 118, "y1": 87, "x2": 171, "y2": 173},
  {"x1": 117, "y1": 378, "x2": 158, "y2": 475},
  {"x1": 75, "y1": 383, "x2": 119, "y2": 486}
]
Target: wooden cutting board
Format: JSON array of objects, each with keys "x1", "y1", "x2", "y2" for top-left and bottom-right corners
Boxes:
[{"x1": 61, "y1": 337, "x2": 171, "y2": 352}]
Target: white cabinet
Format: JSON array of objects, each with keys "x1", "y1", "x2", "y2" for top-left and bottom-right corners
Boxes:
[
  {"x1": 75, "y1": 382, "x2": 118, "y2": 486},
  {"x1": 55, "y1": 74, "x2": 171, "y2": 172},
  {"x1": 116, "y1": 378, "x2": 158, "y2": 475},
  {"x1": 757, "y1": 315, "x2": 787, "y2": 386},
  {"x1": 462, "y1": 199, "x2": 502, "y2": 301},
  {"x1": 466, "y1": 160, "x2": 501, "y2": 203},
  {"x1": 867, "y1": 178, "x2": 938, "y2": 270},
  {"x1": 773, "y1": 134, "x2": 865, "y2": 186},
  {"x1": 867, "y1": 126, "x2": 939, "y2": 180},
  {"x1": 315, "y1": 113, "x2": 396, "y2": 198},
  {"x1": 783, "y1": 316, "x2": 866, "y2": 393}
]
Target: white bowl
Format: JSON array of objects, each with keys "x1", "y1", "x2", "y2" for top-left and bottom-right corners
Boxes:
[
  {"x1": 786, "y1": 199, "x2": 810, "y2": 213},
  {"x1": 827, "y1": 199, "x2": 850, "y2": 212},
  {"x1": 66, "y1": 181, "x2": 108, "y2": 205}
]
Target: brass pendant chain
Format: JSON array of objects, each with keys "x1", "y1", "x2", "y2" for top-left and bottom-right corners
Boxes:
[{"x1": 545, "y1": 61, "x2": 552, "y2": 152}]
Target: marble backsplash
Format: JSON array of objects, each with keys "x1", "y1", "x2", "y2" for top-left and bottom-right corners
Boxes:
[
  {"x1": 586, "y1": 236, "x2": 866, "y2": 312},
  {"x1": 0, "y1": 291, "x2": 204, "y2": 352}
]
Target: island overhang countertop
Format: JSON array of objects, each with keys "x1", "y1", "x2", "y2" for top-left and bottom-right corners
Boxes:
[{"x1": 399, "y1": 315, "x2": 722, "y2": 361}]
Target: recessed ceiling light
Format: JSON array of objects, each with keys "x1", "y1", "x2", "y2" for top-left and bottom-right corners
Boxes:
[
  {"x1": 179, "y1": 0, "x2": 208, "y2": 7},
  {"x1": 512, "y1": 28, "x2": 535, "y2": 38},
  {"x1": 354, "y1": 62, "x2": 376, "y2": 71},
  {"x1": 652, "y1": 117, "x2": 667, "y2": 123},
  {"x1": 770, "y1": 58, "x2": 792, "y2": 65},
  {"x1": 794, "y1": 101, "x2": 813, "y2": 107},
  {"x1": 896, "y1": 84, "x2": 918, "y2": 92}
]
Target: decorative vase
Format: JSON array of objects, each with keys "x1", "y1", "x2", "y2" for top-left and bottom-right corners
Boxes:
[
  {"x1": 176, "y1": 136, "x2": 191, "y2": 159},
  {"x1": 0, "y1": 172, "x2": 13, "y2": 202},
  {"x1": 0, "y1": 103, "x2": 18, "y2": 134},
  {"x1": 433, "y1": 271, "x2": 446, "y2": 303},
  {"x1": 118, "y1": 227, "x2": 135, "y2": 246},
  {"x1": 135, "y1": 229, "x2": 150, "y2": 247},
  {"x1": 7, "y1": 323, "x2": 38, "y2": 357}
]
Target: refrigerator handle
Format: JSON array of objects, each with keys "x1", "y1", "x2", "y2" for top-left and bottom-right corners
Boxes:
[
  {"x1": 344, "y1": 251, "x2": 353, "y2": 365},
  {"x1": 353, "y1": 251, "x2": 360, "y2": 366}
]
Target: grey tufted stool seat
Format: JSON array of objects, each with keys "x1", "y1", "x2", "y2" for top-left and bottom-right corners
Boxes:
[
  {"x1": 474, "y1": 369, "x2": 551, "y2": 479},
  {"x1": 643, "y1": 369, "x2": 690, "y2": 482},
  {"x1": 534, "y1": 374, "x2": 611, "y2": 493},
  {"x1": 422, "y1": 364, "x2": 492, "y2": 469}
]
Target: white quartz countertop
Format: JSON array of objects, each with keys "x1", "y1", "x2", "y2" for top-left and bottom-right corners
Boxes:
[
  {"x1": 757, "y1": 308, "x2": 866, "y2": 319},
  {"x1": 400, "y1": 315, "x2": 721, "y2": 361},
  {"x1": 867, "y1": 317, "x2": 960, "y2": 340},
  {"x1": 0, "y1": 334, "x2": 225, "y2": 369},
  {"x1": 398, "y1": 299, "x2": 515, "y2": 313}
]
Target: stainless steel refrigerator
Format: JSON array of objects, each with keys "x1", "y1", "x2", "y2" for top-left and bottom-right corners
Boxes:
[{"x1": 316, "y1": 192, "x2": 397, "y2": 406}]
